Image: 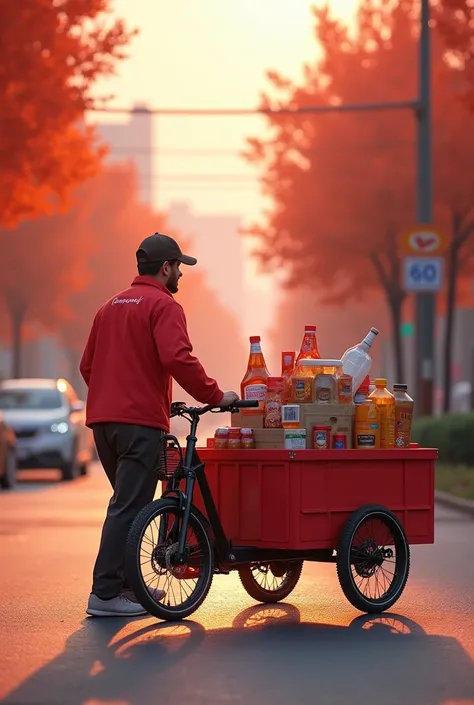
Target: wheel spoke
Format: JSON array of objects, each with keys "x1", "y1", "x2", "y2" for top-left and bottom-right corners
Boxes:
[
  {"x1": 341, "y1": 510, "x2": 409, "y2": 610},
  {"x1": 127, "y1": 501, "x2": 213, "y2": 617}
]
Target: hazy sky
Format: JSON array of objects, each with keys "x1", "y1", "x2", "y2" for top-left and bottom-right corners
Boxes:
[{"x1": 92, "y1": 0, "x2": 360, "y2": 224}]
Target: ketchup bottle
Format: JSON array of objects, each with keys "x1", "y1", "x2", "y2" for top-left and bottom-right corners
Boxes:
[
  {"x1": 240, "y1": 336, "x2": 270, "y2": 415},
  {"x1": 296, "y1": 325, "x2": 321, "y2": 362}
]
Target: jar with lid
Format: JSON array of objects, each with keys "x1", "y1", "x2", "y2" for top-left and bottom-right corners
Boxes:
[
  {"x1": 313, "y1": 359, "x2": 341, "y2": 403},
  {"x1": 240, "y1": 428, "x2": 255, "y2": 449},
  {"x1": 291, "y1": 359, "x2": 318, "y2": 403},
  {"x1": 227, "y1": 427, "x2": 242, "y2": 450},
  {"x1": 265, "y1": 376, "x2": 284, "y2": 428},
  {"x1": 214, "y1": 428, "x2": 229, "y2": 450}
]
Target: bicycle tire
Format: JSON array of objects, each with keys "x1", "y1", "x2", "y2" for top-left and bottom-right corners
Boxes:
[
  {"x1": 125, "y1": 497, "x2": 214, "y2": 621},
  {"x1": 336, "y1": 504, "x2": 410, "y2": 614}
]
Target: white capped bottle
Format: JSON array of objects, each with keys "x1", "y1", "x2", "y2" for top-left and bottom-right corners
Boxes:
[{"x1": 341, "y1": 328, "x2": 379, "y2": 395}]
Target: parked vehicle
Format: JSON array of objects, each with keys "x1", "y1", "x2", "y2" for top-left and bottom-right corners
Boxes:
[
  {"x1": 0, "y1": 411, "x2": 17, "y2": 490},
  {"x1": 0, "y1": 378, "x2": 94, "y2": 481}
]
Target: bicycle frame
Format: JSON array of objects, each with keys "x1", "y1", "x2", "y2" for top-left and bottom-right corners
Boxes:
[{"x1": 161, "y1": 407, "x2": 337, "y2": 569}]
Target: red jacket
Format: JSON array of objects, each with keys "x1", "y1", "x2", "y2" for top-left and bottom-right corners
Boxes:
[{"x1": 80, "y1": 276, "x2": 223, "y2": 431}]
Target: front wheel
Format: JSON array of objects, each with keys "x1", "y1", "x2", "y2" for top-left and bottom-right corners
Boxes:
[
  {"x1": 125, "y1": 497, "x2": 214, "y2": 621},
  {"x1": 238, "y1": 561, "x2": 303, "y2": 603},
  {"x1": 336, "y1": 505, "x2": 410, "y2": 614}
]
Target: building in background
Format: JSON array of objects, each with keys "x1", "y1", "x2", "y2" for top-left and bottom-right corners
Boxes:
[
  {"x1": 167, "y1": 201, "x2": 245, "y2": 324},
  {"x1": 95, "y1": 103, "x2": 154, "y2": 205},
  {"x1": 168, "y1": 200, "x2": 276, "y2": 343}
]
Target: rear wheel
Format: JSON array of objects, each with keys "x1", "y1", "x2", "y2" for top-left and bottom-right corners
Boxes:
[
  {"x1": 336, "y1": 505, "x2": 410, "y2": 614},
  {"x1": 79, "y1": 462, "x2": 88, "y2": 477},
  {"x1": 125, "y1": 497, "x2": 214, "y2": 621},
  {"x1": 238, "y1": 561, "x2": 303, "y2": 603},
  {"x1": 0, "y1": 449, "x2": 17, "y2": 490}
]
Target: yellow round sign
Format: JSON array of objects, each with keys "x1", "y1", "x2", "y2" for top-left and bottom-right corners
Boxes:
[{"x1": 400, "y1": 226, "x2": 447, "y2": 256}]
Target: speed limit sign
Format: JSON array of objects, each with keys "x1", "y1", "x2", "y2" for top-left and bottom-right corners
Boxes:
[{"x1": 403, "y1": 256, "x2": 444, "y2": 292}]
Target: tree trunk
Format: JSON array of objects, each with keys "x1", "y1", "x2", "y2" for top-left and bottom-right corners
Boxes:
[
  {"x1": 443, "y1": 243, "x2": 458, "y2": 413},
  {"x1": 387, "y1": 291, "x2": 405, "y2": 383},
  {"x1": 64, "y1": 347, "x2": 83, "y2": 393},
  {"x1": 10, "y1": 309, "x2": 25, "y2": 379}
]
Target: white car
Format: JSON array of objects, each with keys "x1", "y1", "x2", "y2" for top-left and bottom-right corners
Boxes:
[{"x1": 0, "y1": 378, "x2": 94, "y2": 481}]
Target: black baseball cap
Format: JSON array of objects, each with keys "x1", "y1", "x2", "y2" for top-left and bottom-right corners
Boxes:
[{"x1": 136, "y1": 233, "x2": 197, "y2": 266}]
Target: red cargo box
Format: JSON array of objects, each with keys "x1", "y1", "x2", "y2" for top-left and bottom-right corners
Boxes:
[{"x1": 193, "y1": 448, "x2": 436, "y2": 551}]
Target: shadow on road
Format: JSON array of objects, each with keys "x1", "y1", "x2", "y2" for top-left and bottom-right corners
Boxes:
[{"x1": 2, "y1": 606, "x2": 473, "y2": 705}]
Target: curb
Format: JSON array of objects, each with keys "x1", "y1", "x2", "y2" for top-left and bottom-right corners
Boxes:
[{"x1": 435, "y1": 489, "x2": 474, "y2": 517}]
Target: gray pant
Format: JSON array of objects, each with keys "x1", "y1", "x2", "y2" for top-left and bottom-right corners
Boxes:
[{"x1": 91, "y1": 423, "x2": 163, "y2": 599}]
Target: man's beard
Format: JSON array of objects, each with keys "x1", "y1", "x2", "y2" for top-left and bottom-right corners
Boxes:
[{"x1": 166, "y1": 274, "x2": 179, "y2": 294}]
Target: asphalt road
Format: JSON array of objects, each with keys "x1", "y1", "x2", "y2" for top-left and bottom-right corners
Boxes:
[{"x1": 1, "y1": 464, "x2": 473, "y2": 705}]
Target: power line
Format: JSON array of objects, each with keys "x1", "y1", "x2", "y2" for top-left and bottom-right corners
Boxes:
[
  {"x1": 104, "y1": 140, "x2": 419, "y2": 156},
  {"x1": 89, "y1": 99, "x2": 419, "y2": 117}
]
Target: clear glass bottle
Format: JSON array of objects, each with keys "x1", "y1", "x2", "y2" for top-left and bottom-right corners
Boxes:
[{"x1": 341, "y1": 327, "x2": 379, "y2": 395}]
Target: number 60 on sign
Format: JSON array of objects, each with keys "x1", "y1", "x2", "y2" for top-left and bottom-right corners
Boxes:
[{"x1": 403, "y1": 256, "x2": 444, "y2": 292}]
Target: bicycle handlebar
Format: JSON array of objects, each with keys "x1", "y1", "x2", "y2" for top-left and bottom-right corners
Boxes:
[{"x1": 171, "y1": 399, "x2": 258, "y2": 418}]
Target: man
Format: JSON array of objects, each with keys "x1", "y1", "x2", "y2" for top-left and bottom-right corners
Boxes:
[{"x1": 80, "y1": 232, "x2": 238, "y2": 617}]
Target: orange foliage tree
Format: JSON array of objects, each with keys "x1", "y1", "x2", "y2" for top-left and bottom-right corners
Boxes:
[
  {"x1": 245, "y1": 0, "x2": 474, "y2": 405},
  {"x1": 0, "y1": 0, "x2": 135, "y2": 226},
  {"x1": 434, "y1": 0, "x2": 474, "y2": 111},
  {"x1": 0, "y1": 209, "x2": 94, "y2": 378}
]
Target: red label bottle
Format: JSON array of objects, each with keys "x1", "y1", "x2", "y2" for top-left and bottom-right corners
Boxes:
[{"x1": 240, "y1": 336, "x2": 270, "y2": 414}]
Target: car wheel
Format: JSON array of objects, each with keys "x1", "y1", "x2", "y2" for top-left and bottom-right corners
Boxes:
[
  {"x1": 79, "y1": 462, "x2": 88, "y2": 477},
  {"x1": 61, "y1": 458, "x2": 79, "y2": 481},
  {"x1": 61, "y1": 439, "x2": 79, "y2": 482},
  {"x1": 1, "y1": 449, "x2": 17, "y2": 490}
]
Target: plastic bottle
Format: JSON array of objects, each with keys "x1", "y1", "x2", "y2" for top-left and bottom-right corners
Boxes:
[
  {"x1": 264, "y1": 377, "x2": 284, "y2": 428},
  {"x1": 240, "y1": 336, "x2": 270, "y2": 415},
  {"x1": 341, "y1": 327, "x2": 379, "y2": 394},
  {"x1": 296, "y1": 325, "x2": 321, "y2": 362},
  {"x1": 354, "y1": 398, "x2": 381, "y2": 449},
  {"x1": 368, "y1": 378, "x2": 395, "y2": 448},
  {"x1": 392, "y1": 384, "x2": 414, "y2": 448},
  {"x1": 281, "y1": 351, "x2": 295, "y2": 404}
]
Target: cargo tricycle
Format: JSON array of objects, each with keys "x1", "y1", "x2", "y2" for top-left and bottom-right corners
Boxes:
[{"x1": 125, "y1": 400, "x2": 436, "y2": 621}]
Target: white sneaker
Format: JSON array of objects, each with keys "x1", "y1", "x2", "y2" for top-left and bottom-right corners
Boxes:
[{"x1": 86, "y1": 593, "x2": 147, "y2": 617}]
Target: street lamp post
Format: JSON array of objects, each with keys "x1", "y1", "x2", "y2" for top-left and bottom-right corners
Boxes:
[{"x1": 415, "y1": 0, "x2": 434, "y2": 416}]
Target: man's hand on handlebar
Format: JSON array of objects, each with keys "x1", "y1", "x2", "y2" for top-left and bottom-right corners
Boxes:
[{"x1": 218, "y1": 391, "x2": 240, "y2": 407}]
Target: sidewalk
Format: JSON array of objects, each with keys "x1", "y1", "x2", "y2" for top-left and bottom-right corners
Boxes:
[{"x1": 435, "y1": 490, "x2": 474, "y2": 518}]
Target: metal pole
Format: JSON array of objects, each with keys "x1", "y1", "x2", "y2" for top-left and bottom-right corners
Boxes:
[{"x1": 415, "y1": 0, "x2": 434, "y2": 416}]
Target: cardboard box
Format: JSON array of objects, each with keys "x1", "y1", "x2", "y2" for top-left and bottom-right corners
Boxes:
[
  {"x1": 233, "y1": 410, "x2": 264, "y2": 429},
  {"x1": 300, "y1": 402, "x2": 355, "y2": 448},
  {"x1": 252, "y1": 428, "x2": 285, "y2": 449}
]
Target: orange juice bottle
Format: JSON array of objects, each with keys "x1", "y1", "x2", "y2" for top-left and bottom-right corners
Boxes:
[
  {"x1": 296, "y1": 325, "x2": 321, "y2": 362},
  {"x1": 281, "y1": 351, "x2": 295, "y2": 404},
  {"x1": 240, "y1": 336, "x2": 270, "y2": 415},
  {"x1": 368, "y1": 378, "x2": 395, "y2": 448},
  {"x1": 354, "y1": 398, "x2": 381, "y2": 449}
]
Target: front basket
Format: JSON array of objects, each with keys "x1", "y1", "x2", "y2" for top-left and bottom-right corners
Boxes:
[{"x1": 156, "y1": 434, "x2": 185, "y2": 481}]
